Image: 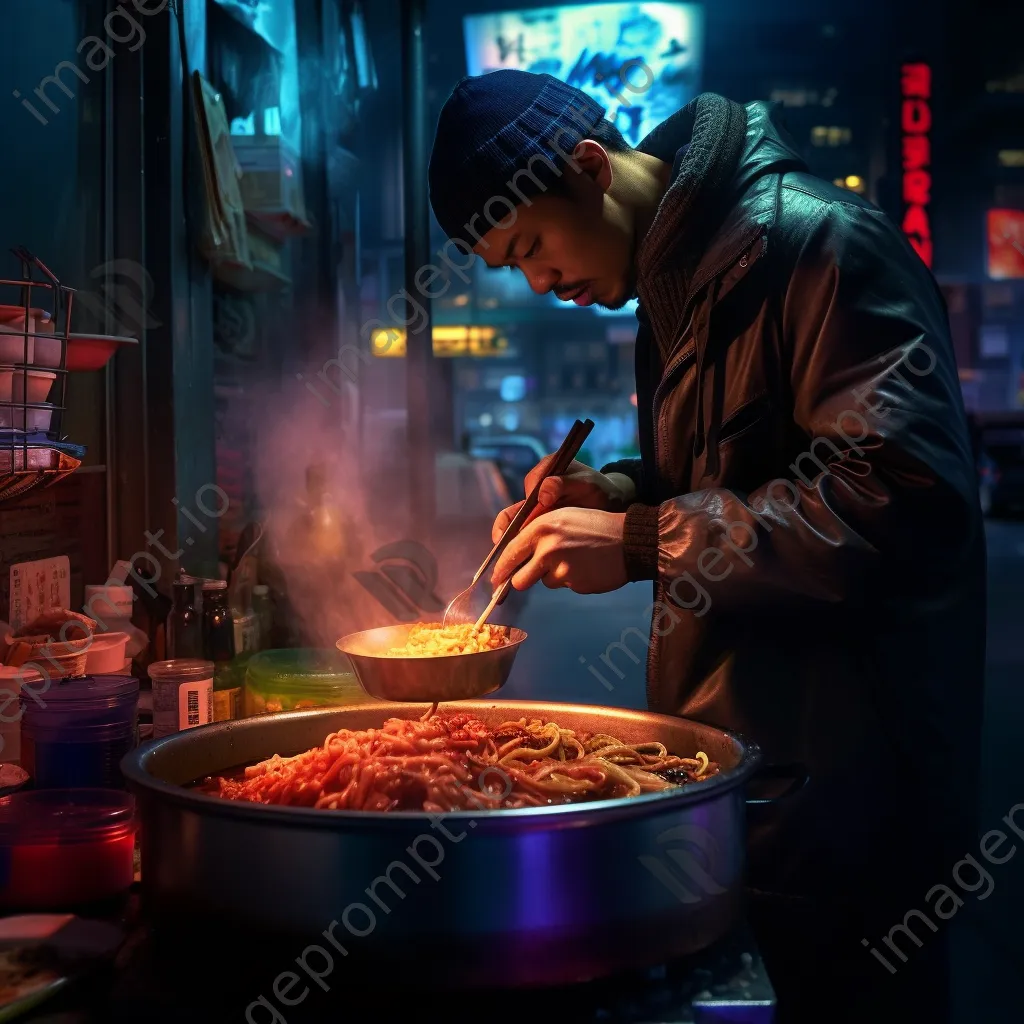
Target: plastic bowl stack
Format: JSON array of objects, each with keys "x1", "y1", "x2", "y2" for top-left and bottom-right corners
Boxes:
[{"x1": 0, "y1": 306, "x2": 59, "y2": 433}]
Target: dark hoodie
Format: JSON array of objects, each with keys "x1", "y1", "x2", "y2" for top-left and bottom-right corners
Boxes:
[{"x1": 604, "y1": 95, "x2": 986, "y2": 943}]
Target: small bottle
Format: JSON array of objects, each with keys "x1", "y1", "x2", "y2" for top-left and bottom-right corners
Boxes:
[
  {"x1": 251, "y1": 585, "x2": 273, "y2": 650},
  {"x1": 167, "y1": 573, "x2": 202, "y2": 659},
  {"x1": 231, "y1": 582, "x2": 258, "y2": 658},
  {"x1": 202, "y1": 580, "x2": 239, "y2": 722}
]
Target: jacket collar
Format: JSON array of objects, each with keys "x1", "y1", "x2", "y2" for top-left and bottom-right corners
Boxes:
[
  {"x1": 634, "y1": 94, "x2": 750, "y2": 357},
  {"x1": 636, "y1": 99, "x2": 808, "y2": 357}
]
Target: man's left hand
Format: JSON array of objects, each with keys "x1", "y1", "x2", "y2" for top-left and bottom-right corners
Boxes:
[{"x1": 490, "y1": 508, "x2": 628, "y2": 595}]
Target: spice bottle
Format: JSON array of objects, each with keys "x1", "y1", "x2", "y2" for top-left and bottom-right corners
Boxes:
[
  {"x1": 251, "y1": 585, "x2": 273, "y2": 650},
  {"x1": 167, "y1": 573, "x2": 202, "y2": 659},
  {"x1": 202, "y1": 580, "x2": 239, "y2": 722}
]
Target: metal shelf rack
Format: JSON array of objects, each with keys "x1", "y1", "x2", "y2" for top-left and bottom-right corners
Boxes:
[{"x1": 0, "y1": 247, "x2": 83, "y2": 504}]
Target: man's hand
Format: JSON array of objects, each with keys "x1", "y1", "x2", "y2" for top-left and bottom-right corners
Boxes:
[
  {"x1": 491, "y1": 457, "x2": 636, "y2": 543},
  {"x1": 490, "y1": 508, "x2": 628, "y2": 594}
]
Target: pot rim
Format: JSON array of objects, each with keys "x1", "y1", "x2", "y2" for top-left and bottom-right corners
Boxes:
[{"x1": 121, "y1": 700, "x2": 763, "y2": 830}]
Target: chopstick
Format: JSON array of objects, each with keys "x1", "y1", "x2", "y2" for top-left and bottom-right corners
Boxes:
[
  {"x1": 473, "y1": 585, "x2": 506, "y2": 632},
  {"x1": 473, "y1": 418, "x2": 594, "y2": 630}
]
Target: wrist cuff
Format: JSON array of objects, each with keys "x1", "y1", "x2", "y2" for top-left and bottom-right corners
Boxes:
[{"x1": 622, "y1": 503, "x2": 660, "y2": 582}]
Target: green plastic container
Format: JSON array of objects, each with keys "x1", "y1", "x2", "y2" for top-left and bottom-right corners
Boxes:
[{"x1": 243, "y1": 649, "x2": 366, "y2": 716}]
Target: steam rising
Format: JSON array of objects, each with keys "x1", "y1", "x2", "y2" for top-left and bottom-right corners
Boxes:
[
  {"x1": 247, "y1": 368, "x2": 504, "y2": 649},
  {"x1": 251, "y1": 376, "x2": 385, "y2": 649}
]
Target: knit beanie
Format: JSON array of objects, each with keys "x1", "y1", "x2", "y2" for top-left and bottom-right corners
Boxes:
[{"x1": 428, "y1": 70, "x2": 606, "y2": 244}]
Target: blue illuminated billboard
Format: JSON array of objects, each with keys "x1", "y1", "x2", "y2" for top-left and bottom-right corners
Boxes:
[{"x1": 463, "y1": 3, "x2": 704, "y2": 146}]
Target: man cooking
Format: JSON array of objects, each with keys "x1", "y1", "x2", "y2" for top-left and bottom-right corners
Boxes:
[{"x1": 428, "y1": 71, "x2": 985, "y2": 1023}]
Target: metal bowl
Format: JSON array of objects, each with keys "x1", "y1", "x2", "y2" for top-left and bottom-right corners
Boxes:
[{"x1": 335, "y1": 623, "x2": 527, "y2": 702}]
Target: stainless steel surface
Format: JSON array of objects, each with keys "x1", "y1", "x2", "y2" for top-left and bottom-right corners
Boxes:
[
  {"x1": 335, "y1": 622, "x2": 527, "y2": 701},
  {"x1": 121, "y1": 700, "x2": 761, "y2": 988}
]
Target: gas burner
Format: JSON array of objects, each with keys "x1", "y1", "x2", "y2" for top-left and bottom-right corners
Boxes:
[{"x1": 81, "y1": 918, "x2": 775, "y2": 1024}]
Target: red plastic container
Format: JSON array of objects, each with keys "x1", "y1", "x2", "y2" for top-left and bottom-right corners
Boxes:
[{"x1": 0, "y1": 788, "x2": 135, "y2": 909}]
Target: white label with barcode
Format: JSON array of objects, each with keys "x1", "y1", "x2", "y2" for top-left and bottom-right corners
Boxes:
[{"x1": 178, "y1": 678, "x2": 214, "y2": 731}]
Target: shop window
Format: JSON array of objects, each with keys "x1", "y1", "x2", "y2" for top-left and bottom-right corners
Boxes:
[
  {"x1": 987, "y1": 73, "x2": 1024, "y2": 93},
  {"x1": 812, "y1": 125, "x2": 852, "y2": 147},
  {"x1": 770, "y1": 87, "x2": 838, "y2": 108}
]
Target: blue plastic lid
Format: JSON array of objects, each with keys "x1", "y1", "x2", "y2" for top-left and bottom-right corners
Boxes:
[{"x1": 22, "y1": 675, "x2": 138, "y2": 703}]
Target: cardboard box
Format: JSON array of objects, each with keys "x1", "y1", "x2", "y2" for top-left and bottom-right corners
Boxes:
[{"x1": 231, "y1": 136, "x2": 307, "y2": 221}]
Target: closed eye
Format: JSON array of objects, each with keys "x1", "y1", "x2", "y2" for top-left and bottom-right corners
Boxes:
[{"x1": 523, "y1": 237, "x2": 540, "y2": 260}]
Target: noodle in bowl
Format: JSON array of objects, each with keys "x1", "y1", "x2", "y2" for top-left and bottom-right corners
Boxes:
[{"x1": 383, "y1": 623, "x2": 508, "y2": 657}]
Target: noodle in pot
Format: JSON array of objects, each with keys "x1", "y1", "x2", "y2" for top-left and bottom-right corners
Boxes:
[{"x1": 200, "y1": 712, "x2": 721, "y2": 812}]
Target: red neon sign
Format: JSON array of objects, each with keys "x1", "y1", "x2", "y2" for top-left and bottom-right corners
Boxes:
[{"x1": 901, "y1": 62, "x2": 932, "y2": 268}]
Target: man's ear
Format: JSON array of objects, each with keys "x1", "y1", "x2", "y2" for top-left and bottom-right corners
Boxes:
[{"x1": 571, "y1": 139, "x2": 614, "y2": 192}]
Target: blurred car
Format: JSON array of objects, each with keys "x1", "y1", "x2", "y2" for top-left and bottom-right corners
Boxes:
[
  {"x1": 434, "y1": 450, "x2": 529, "y2": 617},
  {"x1": 468, "y1": 435, "x2": 549, "y2": 502},
  {"x1": 436, "y1": 451, "x2": 512, "y2": 524},
  {"x1": 969, "y1": 414, "x2": 1024, "y2": 517}
]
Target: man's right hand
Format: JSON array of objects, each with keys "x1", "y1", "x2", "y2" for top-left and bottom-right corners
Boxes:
[{"x1": 491, "y1": 457, "x2": 636, "y2": 543}]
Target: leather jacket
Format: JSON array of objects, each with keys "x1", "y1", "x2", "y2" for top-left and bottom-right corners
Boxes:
[{"x1": 604, "y1": 100, "x2": 986, "y2": 915}]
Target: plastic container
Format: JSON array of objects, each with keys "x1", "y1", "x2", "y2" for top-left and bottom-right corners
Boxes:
[
  {"x1": 15, "y1": 369, "x2": 55, "y2": 403},
  {"x1": 243, "y1": 648, "x2": 365, "y2": 716},
  {"x1": 32, "y1": 312, "x2": 62, "y2": 369},
  {"x1": 0, "y1": 665, "x2": 44, "y2": 764},
  {"x1": 83, "y1": 632, "x2": 130, "y2": 674},
  {"x1": 0, "y1": 368, "x2": 55, "y2": 431},
  {"x1": 20, "y1": 675, "x2": 139, "y2": 789},
  {"x1": 83, "y1": 584, "x2": 132, "y2": 629},
  {"x1": 83, "y1": 585, "x2": 147, "y2": 659},
  {"x1": 0, "y1": 307, "x2": 35, "y2": 364},
  {"x1": 0, "y1": 403, "x2": 53, "y2": 432},
  {"x1": 0, "y1": 788, "x2": 136, "y2": 909},
  {"x1": 148, "y1": 659, "x2": 214, "y2": 739},
  {"x1": 1, "y1": 369, "x2": 56, "y2": 431}
]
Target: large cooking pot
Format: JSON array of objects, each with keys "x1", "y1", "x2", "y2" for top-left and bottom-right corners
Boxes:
[{"x1": 121, "y1": 701, "x2": 795, "y2": 989}]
